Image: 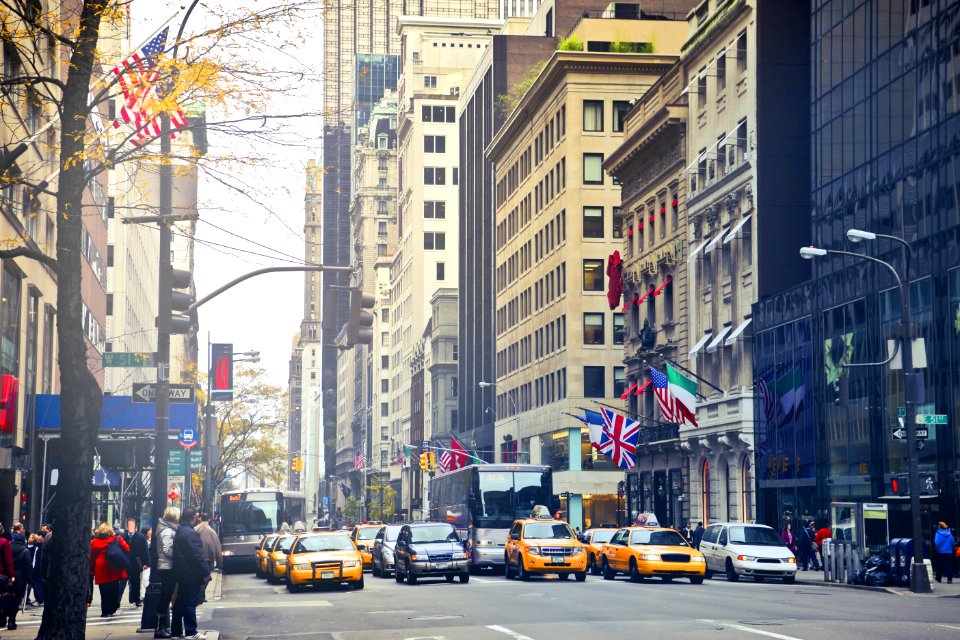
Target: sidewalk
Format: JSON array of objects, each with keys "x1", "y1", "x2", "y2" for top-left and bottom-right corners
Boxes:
[
  {"x1": 4, "y1": 573, "x2": 222, "y2": 640},
  {"x1": 793, "y1": 567, "x2": 960, "y2": 597}
]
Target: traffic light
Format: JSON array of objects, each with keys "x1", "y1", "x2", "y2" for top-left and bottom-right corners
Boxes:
[
  {"x1": 345, "y1": 288, "x2": 375, "y2": 346},
  {"x1": 291, "y1": 456, "x2": 303, "y2": 473},
  {"x1": 168, "y1": 268, "x2": 197, "y2": 334},
  {"x1": 419, "y1": 452, "x2": 436, "y2": 473},
  {"x1": 19, "y1": 491, "x2": 28, "y2": 523},
  {"x1": 891, "y1": 473, "x2": 908, "y2": 496},
  {"x1": 617, "y1": 481, "x2": 625, "y2": 498},
  {"x1": 833, "y1": 371, "x2": 849, "y2": 406}
]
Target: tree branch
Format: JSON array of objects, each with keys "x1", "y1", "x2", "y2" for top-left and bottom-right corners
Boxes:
[{"x1": 0, "y1": 245, "x2": 59, "y2": 273}]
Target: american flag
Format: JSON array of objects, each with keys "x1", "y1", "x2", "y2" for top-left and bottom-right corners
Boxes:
[
  {"x1": 438, "y1": 449, "x2": 451, "y2": 474},
  {"x1": 111, "y1": 26, "x2": 188, "y2": 146},
  {"x1": 354, "y1": 452, "x2": 366, "y2": 470},
  {"x1": 758, "y1": 378, "x2": 779, "y2": 424},
  {"x1": 597, "y1": 408, "x2": 641, "y2": 470},
  {"x1": 649, "y1": 367, "x2": 677, "y2": 422},
  {"x1": 395, "y1": 444, "x2": 406, "y2": 467}
]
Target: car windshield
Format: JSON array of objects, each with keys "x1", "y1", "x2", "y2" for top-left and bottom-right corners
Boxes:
[
  {"x1": 356, "y1": 526, "x2": 381, "y2": 540},
  {"x1": 630, "y1": 530, "x2": 688, "y2": 546},
  {"x1": 295, "y1": 535, "x2": 354, "y2": 553},
  {"x1": 590, "y1": 530, "x2": 615, "y2": 544},
  {"x1": 275, "y1": 536, "x2": 295, "y2": 552},
  {"x1": 729, "y1": 526, "x2": 783, "y2": 546},
  {"x1": 262, "y1": 535, "x2": 277, "y2": 549},
  {"x1": 384, "y1": 526, "x2": 402, "y2": 542},
  {"x1": 410, "y1": 525, "x2": 460, "y2": 544},
  {"x1": 523, "y1": 523, "x2": 574, "y2": 540}
]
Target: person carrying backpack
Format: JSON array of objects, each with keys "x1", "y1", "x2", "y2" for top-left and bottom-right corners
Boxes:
[
  {"x1": 89, "y1": 523, "x2": 130, "y2": 618},
  {"x1": 0, "y1": 526, "x2": 31, "y2": 630}
]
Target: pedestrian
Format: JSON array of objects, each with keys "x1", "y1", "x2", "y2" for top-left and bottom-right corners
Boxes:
[
  {"x1": 25, "y1": 533, "x2": 42, "y2": 606},
  {"x1": 89, "y1": 523, "x2": 129, "y2": 618},
  {"x1": 680, "y1": 522, "x2": 693, "y2": 542},
  {"x1": 813, "y1": 522, "x2": 832, "y2": 549},
  {"x1": 692, "y1": 522, "x2": 705, "y2": 549},
  {"x1": 798, "y1": 520, "x2": 818, "y2": 571},
  {"x1": 154, "y1": 507, "x2": 179, "y2": 639},
  {"x1": 140, "y1": 526, "x2": 152, "y2": 603},
  {"x1": 934, "y1": 521, "x2": 955, "y2": 584},
  {"x1": 122, "y1": 518, "x2": 149, "y2": 607},
  {"x1": 0, "y1": 524, "x2": 13, "y2": 630},
  {"x1": 171, "y1": 508, "x2": 211, "y2": 640},
  {"x1": 39, "y1": 525, "x2": 53, "y2": 610},
  {"x1": 781, "y1": 523, "x2": 798, "y2": 557},
  {"x1": 195, "y1": 513, "x2": 222, "y2": 604},
  {"x1": 0, "y1": 526, "x2": 29, "y2": 630}
]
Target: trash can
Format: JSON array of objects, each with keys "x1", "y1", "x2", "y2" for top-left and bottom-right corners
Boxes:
[
  {"x1": 889, "y1": 539, "x2": 906, "y2": 586},
  {"x1": 898, "y1": 538, "x2": 915, "y2": 587}
]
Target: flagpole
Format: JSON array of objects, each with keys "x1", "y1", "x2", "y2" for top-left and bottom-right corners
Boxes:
[
  {"x1": 660, "y1": 355, "x2": 722, "y2": 396},
  {"x1": 586, "y1": 401, "x2": 676, "y2": 429}
]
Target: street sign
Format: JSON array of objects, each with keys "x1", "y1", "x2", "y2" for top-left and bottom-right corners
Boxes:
[
  {"x1": 103, "y1": 352, "x2": 155, "y2": 368},
  {"x1": 915, "y1": 414, "x2": 948, "y2": 425},
  {"x1": 892, "y1": 427, "x2": 929, "y2": 440},
  {"x1": 421, "y1": 440, "x2": 429, "y2": 451},
  {"x1": 897, "y1": 407, "x2": 905, "y2": 417},
  {"x1": 169, "y1": 450, "x2": 202, "y2": 475},
  {"x1": 179, "y1": 427, "x2": 197, "y2": 449},
  {"x1": 131, "y1": 383, "x2": 195, "y2": 404}
]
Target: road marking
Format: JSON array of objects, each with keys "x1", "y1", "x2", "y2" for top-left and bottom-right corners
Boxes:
[
  {"x1": 698, "y1": 620, "x2": 804, "y2": 640},
  {"x1": 937, "y1": 625, "x2": 960, "y2": 631},
  {"x1": 213, "y1": 600, "x2": 332, "y2": 609},
  {"x1": 487, "y1": 624, "x2": 536, "y2": 640},
  {"x1": 471, "y1": 577, "x2": 497, "y2": 583},
  {"x1": 409, "y1": 615, "x2": 463, "y2": 621}
]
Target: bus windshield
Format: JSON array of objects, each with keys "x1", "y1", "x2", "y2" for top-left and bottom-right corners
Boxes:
[
  {"x1": 220, "y1": 496, "x2": 280, "y2": 535},
  {"x1": 475, "y1": 470, "x2": 552, "y2": 529}
]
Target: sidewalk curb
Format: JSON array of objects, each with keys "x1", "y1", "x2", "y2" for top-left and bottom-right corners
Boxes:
[{"x1": 794, "y1": 577, "x2": 960, "y2": 597}]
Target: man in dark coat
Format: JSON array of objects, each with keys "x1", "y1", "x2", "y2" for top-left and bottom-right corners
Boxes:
[
  {"x1": 692, "y1": 522, "x2": 705, "y2": 549},
  {"x1": 680, "y1": 522, "x2": 694, "y2": 542},
  {"x1": 122, "y1": 518, "x2": 150, "y2": 607},
  {"x1": 171, "y1": 508, "x2": 210, "y2": 639}
]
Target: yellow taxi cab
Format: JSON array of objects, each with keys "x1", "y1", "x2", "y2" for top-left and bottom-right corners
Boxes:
[
  {"x1": 599, "y1": 526, "x2": 706, "y2": 584},
  {"x1": 582, "y1": 527, "x2": 617, "y2": 575},
  {"x1": 266, "y1": 534, "x2": 296, "y2": 583},
  {"x1": 351, "y1": 522, "x2": 383, "y2": 570},
  {"x1": 284, "y1": 532, "x2": 364, "y2": 591},
  {"x1": 504, "y1": 509, "x2": 587, "y2": 581},
  {"x1": 255, "y1": 533, "x2": 279, "y2": 578}
]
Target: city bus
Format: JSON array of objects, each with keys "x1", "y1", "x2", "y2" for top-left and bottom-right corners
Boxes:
[
  {"x1": 428, "y1": 464, "x2": 555, "y2": 572},
  {"x1": 219, "y1": 489, "x2": 306, "y2": 570}
]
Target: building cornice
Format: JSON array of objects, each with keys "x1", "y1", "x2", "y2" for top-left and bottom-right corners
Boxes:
[
  {"x1": 605, "y1": 105, "x2": 687, "y2": 176},
  {"x1": 680, "y1": 0, "x2": 750, "y2": 59}
]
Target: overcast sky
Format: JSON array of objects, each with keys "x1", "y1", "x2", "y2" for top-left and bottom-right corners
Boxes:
[{"x1": 134, "y1": 1, "x2": 325, "y2": 389}]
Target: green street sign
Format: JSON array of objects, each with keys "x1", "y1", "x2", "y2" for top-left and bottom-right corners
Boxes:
[
  {"x1": 168, "y1": 450, "x2": 203, "y2": 475},
  {"x1": 897, "y1": 407, "x2": 906, "y2": 417},
  {"x1": 102, "y1": 352, "x2": 156, "y2": 368},
  {"x1": 916, "y1": 414, "x2": 948, "y2": 425}
]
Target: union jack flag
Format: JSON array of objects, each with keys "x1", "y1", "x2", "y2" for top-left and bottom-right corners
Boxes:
[
  {"x1": 597, "y1": 408, "x2": 641, "y2": 470},
  {"x1": 649, "y1": 367, "x2": 677, "y2": 422},
  {"x1": 354, "y1": 452, "x2": 366, "y2": 470}
]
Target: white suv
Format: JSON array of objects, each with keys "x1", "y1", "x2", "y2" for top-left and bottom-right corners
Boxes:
[{"x1": 698, "y1": 523, "x2": 797, "y2": 584}]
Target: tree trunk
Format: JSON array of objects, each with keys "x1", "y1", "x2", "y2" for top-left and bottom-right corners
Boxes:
[{"x1": 37, "y1": 2, "x2": 107, "y2": 638}]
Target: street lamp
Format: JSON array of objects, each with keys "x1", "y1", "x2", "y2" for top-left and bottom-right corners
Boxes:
[
  {"x1": 479, "y1": 381, "x2": 519, "y2": 462},
  {"x1": 798, "y1": 239, "x2": 931, "y2": 594}
]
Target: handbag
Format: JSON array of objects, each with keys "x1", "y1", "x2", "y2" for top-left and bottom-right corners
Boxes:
[
  {"x1": 811, "y1": 541, "x2": 819, "y2": 553},
  {"x1": 106, "y1": 537, "x2": 128, "y2": 571},
  {"x1": 954, "y1": 546, "x2": 960, "y2": 558}
]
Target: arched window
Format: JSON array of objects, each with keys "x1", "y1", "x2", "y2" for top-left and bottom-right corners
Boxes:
[
  {"x1": 740, "y1": 455, "x2": 753, "y2": 522},
  {"x1": 701, "y1": 459, "x2": 711, "y2": 525},
  {"x1": 718, "y1": 458, "x2": 730, "y2": 521}
]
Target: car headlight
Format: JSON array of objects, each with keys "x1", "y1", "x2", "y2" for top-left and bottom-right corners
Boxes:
[
  {"x1": 527, "y1": 546, "x2": 540, "y2": 556},
  {"x1": 786, "y1": 557, "x2": 797, "y2": 564},
  {"x1": 569, "y1": 547, "x2": 583, "y2": 556},
  {"x1": 275, "y1": 559, "x2": 286, "y2": 566},
  {"x1": 342, "y1": 560, "x2": 359, "y2": 568},
  {"x1": 410, "y1": 554, "x2": 419, "y2": 561},
  {"x1": 383, "y1": 549, "x2": 394, "y2": 560},
  {"x1": 293, "y1": 563, "x2": 310, "y2": 571},
  {"x1": 691, "y1": 556, "x2": 705, "y2": 563},
  {"x1": 641, "y1": 554, "x2": 661, "y2": 562},
  {"x1": 737, "y1": 555, "x2": 756, "y2": 562},
  {"x1": 452, "y1": 552, "x2": 468, "y2": 560},
  {"x1": 222, "y1": 550, "x2": 234, "y2": 557}
]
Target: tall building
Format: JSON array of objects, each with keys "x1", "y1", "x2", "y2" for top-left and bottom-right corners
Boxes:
[
  {"x1": 485, "y1": 15, "x2": 688, "y2": 530},
  {"x1": 389, "y1": 15, "x2": 502, "y2": 519},
  {"x1": 287, "y1": 333, "x2": 303, "y2": 492},
  {"x1": 753, "y1": 0, "x2": 957, "y2": 539}
]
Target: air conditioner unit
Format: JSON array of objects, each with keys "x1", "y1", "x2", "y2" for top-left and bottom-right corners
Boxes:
[{"x1": 450, "y1": 86, "x2": 460, "y2": 96}]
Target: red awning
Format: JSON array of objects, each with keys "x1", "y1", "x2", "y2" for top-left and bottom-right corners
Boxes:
[
  {"x1": 620, "y1": 382, "x2": 639, "y2": 400},
  {"x1": 634, "y1": 379, "x2": 652, "y2": 395},
  {"x1": 653, "y1": 277, "x2": 673, "y2": 296},
  {"x1": 622, "y1": 294, "x2": 639, "y2": 312},
  {"x1": 660, "y1": 206, "x2": 666, "y2": 215},
  {"x1": 627, "y1": 228, "x2": 634, "y2": 237},
  {"x1": 672, "y1": 197, "x2": 678, "y2": 208},
  {"x1": 648, "y1": 214, "x2": 655, "y2": 223},
  {"x1": 637, "y1": 286, "x2": 656, "y2": 305}
]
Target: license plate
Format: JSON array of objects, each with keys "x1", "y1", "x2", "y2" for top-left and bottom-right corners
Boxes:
[
  {"x1": 435, "y1": 563, "x2": 449, "y2": 570},
  {"x1": 551, "y1": 556, "x2": 564, "y2": 564},
  {"x1": 321, "y1": 571, "x2": 334, "y2": 579}
]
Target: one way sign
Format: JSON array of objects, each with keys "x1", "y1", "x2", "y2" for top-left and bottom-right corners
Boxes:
[{"x1": 132, "y1": 383, "x2": 196, "y2": 404}]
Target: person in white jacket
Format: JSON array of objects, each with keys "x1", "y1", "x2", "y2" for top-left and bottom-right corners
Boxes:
[{"x1": 154, "y1": 507, "x2": 180, "y2": 639}]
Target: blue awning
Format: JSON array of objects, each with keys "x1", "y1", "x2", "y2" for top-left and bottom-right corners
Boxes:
[{"x1": 33, "y1": 394, "x2": 198, "y2": 431}]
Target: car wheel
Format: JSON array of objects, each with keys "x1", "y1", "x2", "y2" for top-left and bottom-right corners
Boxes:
[
  {"x1": 557, "y1": 572, "x2": 570, "y2": 581},
  {"x1": 704, "y1": 569, "x2": 714, "y2": 580},
  {"x1": 286, "y1": 580, "x2": 300, "y2": 592},
  {"x1": 504, "y1": 554, "x2": 515, "y2": 580},
  {"x1": 590, "y1": 554, "x2": 602, "y2": 576},
  {"x1": 445, "y1": 574, "x2": 456, "y2": 583},
  {"x1": 372, "y1": 561, "x2": 381, "y2": 578},
  {"x1": 690, "y1": 576, "x2": 704, "y2": 585},
  {"x1": 575, "y1": 571, "x2": 587, "y2": 582},
  {"x1": 518, "y1": 555, "x2": 531, "y2": 581},
  {"x1": 783, "y1": 575, "x2": 796, "y2": 585},
  {"x1": 406, "y1": 562, "x2": 418, "y2": 584},
  {"x1": 255, "y1": 564, "x2": 264, "y2": 579},
  {"x1": 629, "y1": 559, "x2": 644, "y2": 583},
  {"x1": 725, "y1": 559, "x2": 739, "y2": 583},
  {"x1": 660, "y1": 576, "x2": 673, "y2": 583},
  {"x1": 459, "y1": 573, "x2": 470, "y2": 584},
  {"x1": 753, "y1": 576, "x2": 765, "y2": 583},
  {"x1": 354, "y1": 576, "x2": 365, "y2": 590},
  {"x1": 602, "y1": 558, "x2": 616, "y2": 581},
  {"x1": 394, "y1": 561, "x2": 404, "y2": 583}
]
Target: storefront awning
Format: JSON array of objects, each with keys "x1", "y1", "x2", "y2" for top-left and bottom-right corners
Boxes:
[
  {"x1": 687, "y1": 237, "x2": 711, "y2": 262},
  {"x1": 723, "y1": 214, "x2": 752, "y2": 244},
  {"x1": 704, "y1": 230, "x2": 726, "y2": 254},
  {"x1": 724, "y1": 318, "x2": 753, "y2": 346},
  {"x1": 705, "y1": 325, "x2": 733, "y2": 353},
  {"x1": 689, "y1": 332, "x2": 713, "y2": 356}
]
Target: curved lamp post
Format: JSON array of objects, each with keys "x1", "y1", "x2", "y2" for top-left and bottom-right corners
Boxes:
[{"x1": 479, "y1": 381, "x2": 520, "y2": 461}]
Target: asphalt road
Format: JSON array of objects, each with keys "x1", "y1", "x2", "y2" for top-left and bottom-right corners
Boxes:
[{"x1": 212, "y1": 568, "x2": 960, "y2": 640}]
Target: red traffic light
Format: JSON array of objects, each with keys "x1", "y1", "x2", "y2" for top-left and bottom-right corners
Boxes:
[{"x1": 891, "y1": 478, "x2": 899, "y2": 494}]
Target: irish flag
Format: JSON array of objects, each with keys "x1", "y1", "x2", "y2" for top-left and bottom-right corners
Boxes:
[{"x1": 666, "y1": 364, "x2": 699, "y2": 427}]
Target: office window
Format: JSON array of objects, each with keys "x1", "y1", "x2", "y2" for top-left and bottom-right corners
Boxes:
[
  {"x1": 612, "y1": 207, "x2": 623, "y2": 238},
  {"x1": 614, "y1": 367, "x2": 626, "y2": 398},
  {"x1": 381, "y1": 402, "x2": 389, "y2": 416},
  {"x1": 613, "y1": 101, "x2": 630, "y2": 132},
  {"x1": 583, "y1": 153, "x2": 604, "y2": 185},
  {"x1": 582, "y1": 259, "x2": 604, "y2": 291},
  {"x1": 452, "y1": 167, "x2": 459, "y2": 185},
  {"x1": 424, "y1": 167, "x2": 445, "y2": 185},
  {"x1": 424, "y1": 135, "x2": 446, "y2": 153},
  {"x1": 424, "y1": 75, "x2": 437, "y2": 88},
  {"x1": 697, "y1": 68, "x2": 707, "y2": 106},
  {"x1": 378, "y1": 221, "x2": 387, "y2": 236},
  {"x1": 424, "y1": 232, "x2": 446, "y2": 250},
  {"x1": 381, "y1": 309, "x2": 389, "y2": 322},
  {"x1": 378, "y1": 157, "x2": 388, "y2": 170},
  {"x1": 716, "y1": 49, "x2": 727, "y2": 93},
  {"x1": 425, "y1": 201, "x2": 446, "y2": 218},
  {"x1": 381, "y1": 426, "x2": 389, "y2": 441},
  {"x1": 0, "y1": 265, "x2": 21, "y2": 376},
  {"x1": 381, "y1": 379, "x2": 389, "y2": 393},
  {"x1": 378, "y1": 177, "x2": 387, "y2": 188},
  {"x1": 378, "y1": 243, "x2": 388, "y2": 256},
  {"x1": 436, "y1": 262, "x2": 445, "y2": 280},
  {"x1": 583, "y1": 100, "x2": 603, "y2": 131},
  {"x1": 737, "y1": 30, "x2": 747, "y2": 71},
  {"x1": 583, "y1": 366, "x2": 605, "y2": 398},
  {"x1": 613, "y1": 313, "x2": 625, "y2": 345},
  {"x1": 583, "y1": 206, "x2": 604, "y2": 238},
  {"x1": 382, "y1": 355, "x2": 389, "y2": 368},
  {"x1": 422, "y1": 105, "x2": 432, "y2": 121},
  {"x1": 583, "y1": 313, "x2": 604, "y2": 345},
  {"x1": 378, "y1": 200, "x2": 388, "y2": 215},
  {"x1": 453, "y1": 344, "x2": 458, "y2": 361}
]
